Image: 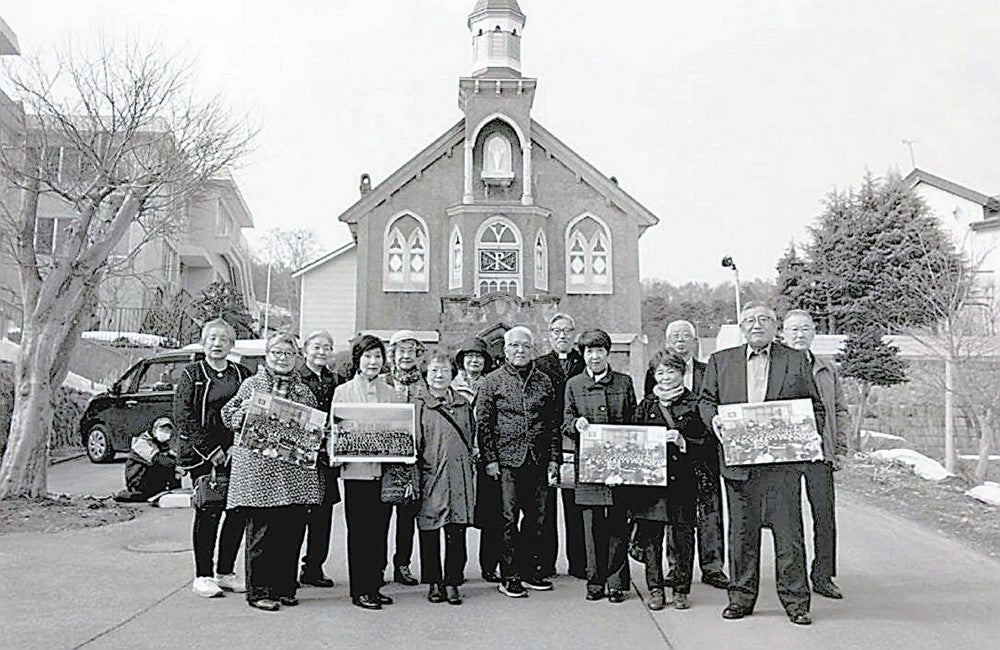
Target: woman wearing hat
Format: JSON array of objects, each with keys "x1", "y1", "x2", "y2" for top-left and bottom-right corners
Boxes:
[{"x1": 451, "y1": 337, "x2": 492, "y2": 404}]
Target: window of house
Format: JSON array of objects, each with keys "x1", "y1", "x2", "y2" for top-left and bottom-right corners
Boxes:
[
  {"x1": 534, "y1": 229, "x2": 548, "y2": 292},
  {"x1": 216, "y1": 199, "x2": 231, "y2": 237},
  {"x1": 33, "y1": 216, "x2": 74, "y2": 256},
  {"x1": 476, "y1": 217, "x2": 521, "y2": 296},
  {"x1": 384, "y1": 212, "x2": 430, "y2": 292},
  {"x1": 162, "y1": 242, "x2": 180, "y2": 288},
  {"x1": 566, "y1": 214, "x2": 613, "y2": 294},
  {"x1": 449, "y1": 226, "x2": 463, "y2": 290},
  {"x1": 481, "y1": 133, "x2": 514, "y2": 186}
]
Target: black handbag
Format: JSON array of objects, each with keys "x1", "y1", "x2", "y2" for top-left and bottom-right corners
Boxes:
[
  {"x1": 192, "y1": 466, "x2": 229, "y2": 511},
  {"x1": 380, "y1": 463, "x2": 420, "y2": 505}
]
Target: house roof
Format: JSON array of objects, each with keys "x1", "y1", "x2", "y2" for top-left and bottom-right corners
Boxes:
[
  {"x1": 291, "y1": 241, "x2": 356, "y2": 278},
  {"x1": 903, "y1": 168, "x2": 995, "y2": 206},
  {"x1": 335, "y1": 119, "x2": 660, "y2": 232}
]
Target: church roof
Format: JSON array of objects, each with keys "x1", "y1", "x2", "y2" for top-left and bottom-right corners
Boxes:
[
  {"x1": 335, "y1": 119, "x2": 660, "y2": 232},
  {"x1": 472, "y1": 0, "x2": 524, "y2": 14}
]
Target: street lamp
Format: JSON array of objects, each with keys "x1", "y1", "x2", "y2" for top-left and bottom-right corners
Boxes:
[{"x1": 721, "y1": 256, "x2": 741, "y2": 323}]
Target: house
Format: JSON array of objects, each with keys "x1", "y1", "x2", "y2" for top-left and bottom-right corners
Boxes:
[{"x1": 296, "y1": 0, "x2": 658, "y2": 381}]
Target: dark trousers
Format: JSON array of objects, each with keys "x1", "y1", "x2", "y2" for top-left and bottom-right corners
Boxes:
[
  {"x1": 803, "y1": 461, "x2": 837, "y2": 581},
  {"x1": 243, "y1": 505, "x2": 308, "y2": 602},
  {"x1": 391, "y1": 502, "x2": 419, "y2": 570},
  {"x1": 419, "y1": 524, "x2": 468, "y2": 586},
  {"x1": 667, "y1": 470, "x2": 725, "y2": 577},
  {"x1": 638, "y1": 519, "x2": 694, "y2": 593},
  {"x1": 300, "y1": 502, "x2": 334, "y2": 578},
  {"x1": 344, "y1": 480, "x2": 392, "y2": 598},
  {"x1": 499, "y1": 461, "x2": 548, "y2": 581},
  {"x1": 476, "y1": 468, "x2": 503, "y2": 575},
  {"x1": 581, "y1": 502, "x2": 631, "y2": 592},
  {"x1": 191, "y1": 467, "x2": 246, "y2": 578},
  {"x1": 725, "y1": 466, "x2": 810, "y2": 614},
  {"x1": 541, "y1": 488, "x2": 586, "y2": 577}
]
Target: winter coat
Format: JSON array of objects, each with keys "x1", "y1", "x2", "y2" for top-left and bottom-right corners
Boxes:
[
  {"x1": 415, "y1": 389, "x2": 477, "y2": 530},
  {"x1": 535, "y1": 349, "x2": 585, "y2": 452},
  {"x1": 332, "y1": 373, "x2": 403, "y2": 480},
  {"x1": 298, "y1": 364, "x2": 344, "y2": 506},
  {"x1": 221, "y1": 366, "x2": 324, "y2": 509},
  {"x1": 812, "y1": 354, "x2": 850, "y2": 462},
  {"x1": 561, "y1": 369, "x2": 636, "y2": 507},
  {"x1": 450, "y1": 370, "x2": 483, "y2": 405},
  {"x1": 476, "y1": 361, "x2": 560, "y2": 469},
  {"x1": 173, "y1": 359, "x2": 251, "y2": 471}
]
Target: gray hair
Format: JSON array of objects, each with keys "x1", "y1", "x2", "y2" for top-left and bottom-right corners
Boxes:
[
  {"x1": 301, "y1": 329, "x2": 334, "y2": 349},
  {"x1": 665, "y1": 320, "x2": 696, "y2": 338},
  {"x1": 782, "y1": 309, "x2": 814, "y2": 325},
  {"x1": 740, "y1": 301, "x2": 777, "y2": 320},
  {"x1": 200, "y1": 319, "x2": 236, "y2": 344},
  {"x1": 504, "y1": 326, "x2": 535, "y2": 345},
  {"x1": 265, "y1": 332, "x2": 299, "y2": 353},
  {"x1": 547, "y1": 312, "x2": 575, "y2": 329}
]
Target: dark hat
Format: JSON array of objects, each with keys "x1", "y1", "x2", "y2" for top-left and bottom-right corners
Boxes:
[{"x1": 455, "y1": 337, "x2": 493, "y2": 372}]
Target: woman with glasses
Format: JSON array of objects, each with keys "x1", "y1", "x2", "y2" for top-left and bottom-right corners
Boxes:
[{"x1": 222, "y1": 333, "x2": 323, "y2": 612}]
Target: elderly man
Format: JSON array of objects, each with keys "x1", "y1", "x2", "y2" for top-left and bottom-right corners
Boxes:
[
  {"x1": 477, "y1": 326, "x2": 561, "y2": 598},
  {"x1": 534, "y1": 313, "x2": 586, "y2": 579},
  {"x1": 699, "y1": 302, "x2": 825, "y2": 625},
  {"x1": 782, "y1": 309, "x2": 849, "y2": 600}
]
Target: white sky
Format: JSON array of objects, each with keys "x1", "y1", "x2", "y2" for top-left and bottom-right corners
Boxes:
[{"x1": 3, "y1": 1, "x2": 999, "y2": 284}]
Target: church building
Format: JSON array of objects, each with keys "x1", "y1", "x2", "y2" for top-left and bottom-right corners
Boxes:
[{"x1": 295, "y1": 0, "x2": 660, "y2": 379}]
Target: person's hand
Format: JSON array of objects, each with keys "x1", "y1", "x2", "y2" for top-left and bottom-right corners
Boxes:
[
  {"x1": 605, "y1": 475, "x2": 624, "y2": 487},
  {"x1": 664, "y1": 428, "x2": 681, "y2": 444},
  {"x1": 711, "y1": 415, "x2": 723, "y2": 437},
  {"x1": 548, "y1": 461, "x2": 559, "y2": 485},
  {"x1": 486, "y1": 462, "x2": 500, "y2": 480},
  {"x1": 833, "y1": 454, "x2": 845, "y2": 471},
  {"x1": 574, "y1": 417, "x2": 590, "y2": 434},
  {"x1": 207, "y1": 447, "x2": 227, "y2": 467}
]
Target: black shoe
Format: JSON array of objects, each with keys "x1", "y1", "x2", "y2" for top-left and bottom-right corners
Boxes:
[
  {"x1": 481, "y1": 570, "x2": 502, "y2": 583},
  {"x1": 445, "y1": 585, "x2": 462, "y2": 605},
  {"x1": 248, "y1": 598, "x2": 280, "y2": 612},
  {"x1": 672, "y1": 592, "x2": 690, "y2": 610},
  {"x1": 523, "y1": 577, "x2": 553, "y2": 591},
  {"x1": 498, "y1": 580, "x2": 528, "y2": 598},
  {"x1": 278, "y1": 596, "x2": 299, "y2": 607},
  {"x1": 722, "y1": 604, "x2": 750, "y2": 620},
  {"x1": 647, "y1": 589, "x2": 666, "y2": 611},
  {"x1": 788, "y1": 610, "x2": 812, "y2": 625},
  {"x1": 608, "y1": 590, "x2": 627, "y2": 604},
  {"x1": 812, "y1": 578, "x2": 843, "y2": 599},
  {"x1": 375, "y1": 591, "x2": 394, "y2": 605},
  {"x1": 701, "y1": 571, "x2": 730, "y2": 590},
  {"x1": 352, "y1": 594, "x2": 382, "y2": 610},
  {"x1": 394, "y1": 566, "x2": 418, "y2": 586},
  {"x1": 428, "y1": 583, "x2": 446, "y2": 603},
  {"x1": 299, "y1": 571, "x2": 334, "y2": 588},
  {"x1": 585, "y1": 588, "x2": 606, "y2": 601}
]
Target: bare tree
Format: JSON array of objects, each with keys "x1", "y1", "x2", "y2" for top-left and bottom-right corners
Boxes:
[{"x1": 0, "y1": 43, "x2": 253, "y2": 498}]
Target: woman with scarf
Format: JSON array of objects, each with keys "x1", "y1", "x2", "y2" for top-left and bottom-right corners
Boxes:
[
  {"x1": 632, "y1": 350, "x2": 708, "y2": 611},
  {"x1": 416, "y1": 348, "x2": 477, "y2": 605},
  {"x1": 450, "y1": 338, "x2": 491, "y2": 404},
  {"x1": 221, "y1": 333, "x2": 323, "y2": 612},
  {"x1": 333, "y1": 334, "x2": 400, "y2": 610}
]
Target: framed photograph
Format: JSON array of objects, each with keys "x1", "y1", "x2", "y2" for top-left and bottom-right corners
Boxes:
[
  {"x1": 577, "y1": 424, "x2": 669, "y2": 487},
  {"x1": 330, "y1": 402, "x2": 417, "y2": 464},
  {"x1": 239, "y1": 391, "x2": 327, "y2": 469},
  {"x1": 717, "y1": 398, "x2": 823, "y2": 466}
]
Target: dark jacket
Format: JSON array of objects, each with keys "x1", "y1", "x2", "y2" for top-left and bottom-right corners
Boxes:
[
  {"x1": 476, "y1": 361, "x2": 560, "y2": 468},
  {"x1": 297, "y1": 364, "x2": 343, "y2": 415},
  {"x1": 562, "y1": 369, "x2": 636, "y2": 506},
  {"x1": 643, "y1": 358, "x2": 706, "y2": 397},
  {"x1": 698, "y1": 342, "x2": 825, "y2": 481},
  {"x1": 173, "y1": 359, "x2": 251, "y2": 471},
  {"x1": 629, "y1": 390, "x2": 706, "y2": 522},
  {"x1": 535, "y1": 349, "x2": 585, "y2": 452}
]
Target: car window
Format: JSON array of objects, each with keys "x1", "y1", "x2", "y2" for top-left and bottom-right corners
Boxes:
[{"x1": 135, "y1": 361, "x2": 184, "y2": 393}]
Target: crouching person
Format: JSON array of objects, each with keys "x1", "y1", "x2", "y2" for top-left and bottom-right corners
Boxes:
[{"x1": 114, "y1": 417, "x2": 181, "y2": 502}]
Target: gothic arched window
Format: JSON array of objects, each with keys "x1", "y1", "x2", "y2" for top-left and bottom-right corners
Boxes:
[
  {"x1": 384, "y1": 212, "x2": 429, "y2": 292},
  {"x1": 566, "y1": 213, "x2": 613, "y2": 294},
  {"x1": 476, "y1": 217, "x2": 522, "y2": 297},
  {"x1": 534, "y1": 229, "x2": 548, "y2": 292},
  {"x1": 481, "y1": 133, "x2": 514, "y2": 186},
  {"x1": 449, "y1": 226, "x2": 463, "y2": 290}
]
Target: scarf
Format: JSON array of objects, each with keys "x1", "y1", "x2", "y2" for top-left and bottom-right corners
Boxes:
[
  {"x1": 392, "y1": 365, "x2": 424, "y2": 387},
  {"x1": 653, "y1": 383, "x2": 685, "y2": 406}
]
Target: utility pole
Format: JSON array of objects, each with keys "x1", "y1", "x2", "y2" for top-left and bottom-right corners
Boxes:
[
  {"x1": 721, "y1": 256, "x2": 741, "y2": 322},
  {"x1": 902, "y1": 139, "x2": 918, "y2": 169}
]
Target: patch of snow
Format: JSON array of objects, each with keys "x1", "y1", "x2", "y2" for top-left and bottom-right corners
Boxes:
[
  {"x1": 872, "y1": 448, "x2": 954, "y2": 481},
  {"x1": 862, "y1": 430, "x2": 906, "y2": 442},
  {"x1": 965, "y1": 482, "x2": 1000, "y2": 507},
  {"x1": 0, "y1": 339, "x2": 102, "y2": 394},
  {"x1": 957, "y1": 455, "x2": 1000, "y2": 461},
  {"x1": 82, "y1": 331, "x2": 173, "y2": 348}
]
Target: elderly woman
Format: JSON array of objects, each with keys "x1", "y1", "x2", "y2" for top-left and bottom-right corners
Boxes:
[
  {"x1": 450, "y1": 337, "x2": 491, "y2": 404},
  {"x1": 333, "y1": 334, "x2": 400, "y2": 611},
  {"x1": 296, "y1": 330, "x2": 343, "y2": 589},
  {"x1": 632, "y1": 350, "x2": 708, "y2": 611},
  {"x1": 416, "y1": 348, "x2": 477, "y2": 605},
  {"x1": 174, "y1": 319, "x2": 252, "y2": 599},
  {"x1": 221, "y1": 333, "x2": 323, "y2": 612}
]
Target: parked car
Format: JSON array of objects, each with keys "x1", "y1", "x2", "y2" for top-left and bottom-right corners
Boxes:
[{"x1": 79, "y1": 340, "x2": 265, "y2": 463}]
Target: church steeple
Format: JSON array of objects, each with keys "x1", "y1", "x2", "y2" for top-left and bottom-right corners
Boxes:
[{"x1": 468, "y1": 0, "x2": 526, "y2": 77}]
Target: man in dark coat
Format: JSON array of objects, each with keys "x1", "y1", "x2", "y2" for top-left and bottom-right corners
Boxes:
[
  {"x1": 477, "y1": 326, "x2": 561, "y2": 598},
  {"x1": 534, "y1": 312, "x2": 587, "y2": 579},
  {"x1": 699, "y1": 302, "x2": 825, "y2": 626}
]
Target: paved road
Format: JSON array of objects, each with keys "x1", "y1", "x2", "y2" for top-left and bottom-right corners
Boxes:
[{"x1": 0, "y1": 458, "x2": 996, "y2": 649}]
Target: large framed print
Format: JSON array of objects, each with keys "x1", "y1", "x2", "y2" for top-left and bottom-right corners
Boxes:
[
  {"x1": 239, "y1": 391, "x2": 327, "y2": 469},
  {"x1": 717, "y1": 398, "x2": 823, "y2": 466},
  {"x1": 578, "y1": 424, "x2": 669, "y2": 487},
  {"x1": 329, "y1": 403, "x2": 417, "y2": 464}
]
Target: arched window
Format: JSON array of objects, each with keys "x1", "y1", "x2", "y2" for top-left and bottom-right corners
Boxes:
[
  {"x1": 476, "y1": 217, "x2": 522, "y2": 297},
  {"x1": 449, "y1": 226, "x2": 463, "y2": 290},
  {"x1": 534, "y1": 229, "x2": 548, "y2": 292},
  {"x1": 481, "y1": 133, "x2": 514, "y2": 186},
  {"x1": 383, "y1": 212, "x2": 429, "y2": 292},
  {"x1": 566, "y1": 214, "x2": 613, "y2": 294}
]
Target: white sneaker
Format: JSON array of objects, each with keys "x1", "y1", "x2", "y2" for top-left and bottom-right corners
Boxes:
[
  {"x1": 216, "y1": 573, "x2": 246, "y2": 593},
  {"x1": 192, "y1": 576, "x2": 224, "y2": 598}
]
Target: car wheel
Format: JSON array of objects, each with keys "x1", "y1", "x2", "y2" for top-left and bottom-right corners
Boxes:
[{"x1": 86, "y1": 424, "x2": 116, "y2": 463}]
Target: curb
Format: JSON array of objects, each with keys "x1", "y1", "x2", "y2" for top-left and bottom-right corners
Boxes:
[{"x1": 50, "y1": 451, "x2": 86, "y2": 465}]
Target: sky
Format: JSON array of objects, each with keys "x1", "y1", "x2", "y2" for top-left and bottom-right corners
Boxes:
[{"x1": 3, "y1": 1, "x2": 999, "y2": 285}]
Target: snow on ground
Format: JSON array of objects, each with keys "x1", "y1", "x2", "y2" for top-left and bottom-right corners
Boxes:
[
  {"x1": 966, "y1": 482, "x2": 1000, "y2": 507},
  {"x1": 872, "y1": 448, "x2": 954, "y2": 481},
  {"x1": 0, "y1": 339, "x2": 104, "y2": 394},
  {"x1": 81, "y1": 331, "x2": 172, "y2": 348}
]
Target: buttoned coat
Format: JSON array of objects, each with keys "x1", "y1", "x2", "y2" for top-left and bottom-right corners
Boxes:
[
  {"x1": 476, "y1": 362, "x2": 560, "y2": 468},
  {"x1": 535, "y1": 349, "x2": 586, "y2": 452},
  {"x1": 415, "y1": 389, "x2": 477, "y2": 530}
]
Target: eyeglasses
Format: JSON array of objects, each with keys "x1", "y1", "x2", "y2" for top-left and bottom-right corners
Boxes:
[
  {"x1": 741, "y1": 315, "x2": 775, "y2": 327},
  {"x1": 667, "y1": 333, "x2": 694, "y2": 341},
  {"x1": 506, "y1": 342, "x2": 534, "y2": 350},
  {"x1": 784, "y1": 326, "x2": 815, "y2": 334},
  {"x1": 549, "y1": 328, "x2": 575, "y2": 336},
  {"x1": 395, "y1": 344, "x2": 422, "y2": 354},
  {"x1": 268, "y1": 349, "x2": 297, "y2": 358}
]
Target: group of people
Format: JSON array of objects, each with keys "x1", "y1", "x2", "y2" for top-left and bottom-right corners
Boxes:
[{"x1": 148, "y1": 300, "x2": 846, "y2": 626}]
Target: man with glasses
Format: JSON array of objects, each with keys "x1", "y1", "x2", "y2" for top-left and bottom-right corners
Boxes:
[
  {"x1": 477, "y1": 326, "x2": 561, "y2": 598},
  {"x1": 782, "y1": 310, "x2": 849, "y2": 600},
  {"x1": 534, "y1": 313, "x2": 586, "y2": 580},
  {"x1": 699, "y1": 302, "x2": 825, "y2": 626}
]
